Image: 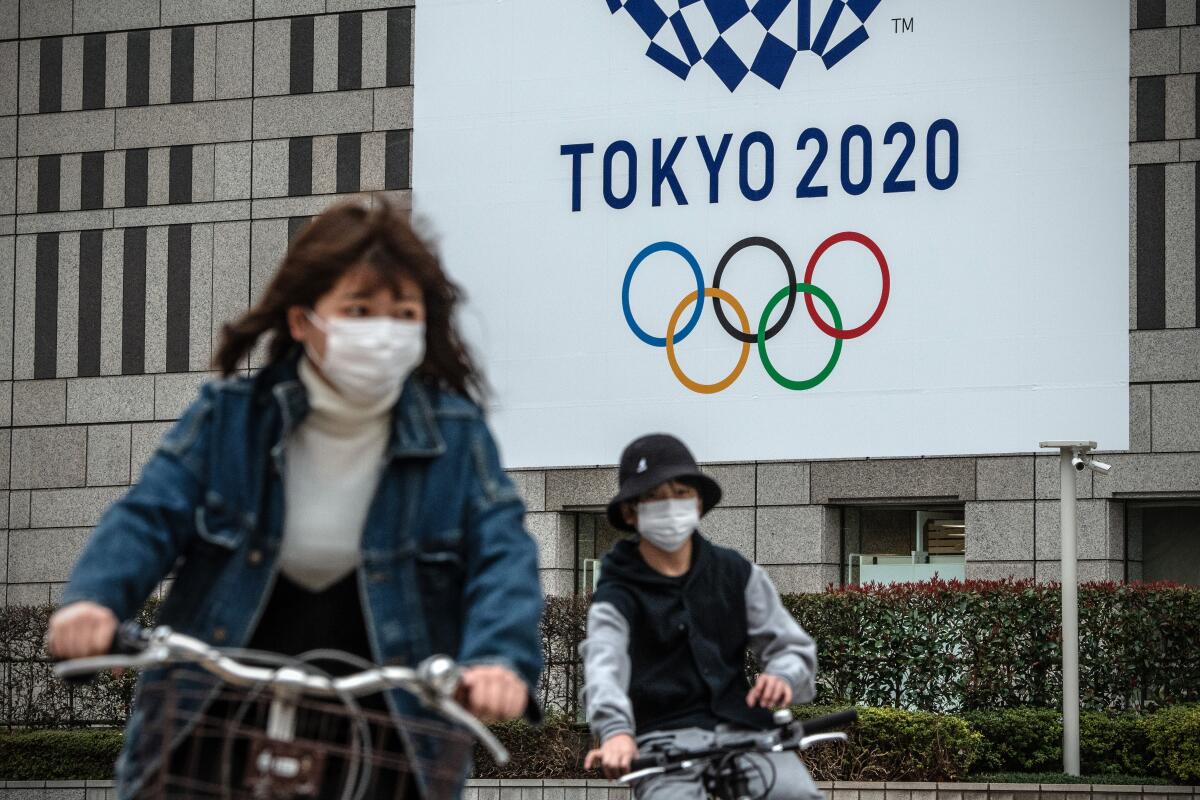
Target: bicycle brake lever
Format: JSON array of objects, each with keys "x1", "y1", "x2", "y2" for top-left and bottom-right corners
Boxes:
[
  {"x1": 429, "y1": 696, "x2": 511, "y2": 765},
  {"x1": 798, "y1": 731, "x2": 848, "y2": 750},
  {"x1": 619, "y1": 766, "x2": 668, "y2": 783},
  {"x1": 413, "y1": 656, "x2": 511, "y2": 766}
]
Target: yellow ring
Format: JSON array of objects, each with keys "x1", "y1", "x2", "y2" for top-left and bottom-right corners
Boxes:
[{"x1": 665, "y1": 288, "x2": 751, "y2": 394}]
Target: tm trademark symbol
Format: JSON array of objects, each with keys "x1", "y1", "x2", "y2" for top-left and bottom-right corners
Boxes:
[{"x1": 892, "y1": 17, "x2": 914, "y2": 33}]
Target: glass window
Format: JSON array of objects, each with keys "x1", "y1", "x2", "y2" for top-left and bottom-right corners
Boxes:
[
  {"x1": 575, "y1": 512, "x2": 629, "y2": 594},
  {"x1": 842, "y1": 504, "x2": 966, "y2": 586},
  {"x1": 1127, "y1": 503, "x2": 1200, "y2": 586}
]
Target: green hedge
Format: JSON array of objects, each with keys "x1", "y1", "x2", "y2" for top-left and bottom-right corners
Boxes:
[
  {"x1": 962, "y1": 708, "x2": 1154, "y2": 777},
  {"x1": 1145, "y1": 705, "x2": 1200, "y2": 783},
  {"x1": 0, "y1": 729, "x2": 123, "y2": 780},
  {"x1": 783, "y1": 581, "x2": 1200, "y2": 713},
  {"x1": 958, "y1": 705, "x2": 1200, "y2": 783},
  {"x1": 960, "y1": 708, "x2": 1062, "y2": 774},
  {"x1": 473, "y1": 716, "x2": 589, "y2": 780},
  {"x1": 5, "y1": 706, "x2": 1198, "y2": 784},
  {"x1": 816, "y1": 706, "x2": 980, "y2": 782},
  {"x1": 6, "y1": 582, "x2": 1199, "y2": 726}
]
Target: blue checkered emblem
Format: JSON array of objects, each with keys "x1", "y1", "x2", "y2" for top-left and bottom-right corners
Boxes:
[{"x1": 605, "y1": 0, "x2": 883, "y2": 91}]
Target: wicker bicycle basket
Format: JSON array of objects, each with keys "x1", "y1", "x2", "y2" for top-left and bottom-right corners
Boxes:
[{"x1": 130, "y1": 666, "x2": 475, "y2": 800}]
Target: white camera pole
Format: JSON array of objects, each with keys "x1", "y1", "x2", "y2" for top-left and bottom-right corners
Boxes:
[{"x1": 1038, "y1": 440, "x2": 1099, "y2": 777}]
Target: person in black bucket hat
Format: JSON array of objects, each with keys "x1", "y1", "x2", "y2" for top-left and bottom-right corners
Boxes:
[
  {"x1": 581, "y1": 433, "x2": 822, "y2": 800},
  {"x1": 604, "y1": 433, "x2": 721, "y2": 533}
]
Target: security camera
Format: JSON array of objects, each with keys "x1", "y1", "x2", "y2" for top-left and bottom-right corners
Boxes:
[{"x1": 1071, "y1": 453, "x2": 1112, "y2": 475}]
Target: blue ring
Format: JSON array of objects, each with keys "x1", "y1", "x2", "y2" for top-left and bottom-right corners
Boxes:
[{"x1": 622, "y1": 241, "x2": 705, "y2": 347}]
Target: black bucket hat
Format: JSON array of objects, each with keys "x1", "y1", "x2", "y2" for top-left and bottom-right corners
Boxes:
[{"x1": 605, "y1": 434, "x2": 722, "y2": 533}]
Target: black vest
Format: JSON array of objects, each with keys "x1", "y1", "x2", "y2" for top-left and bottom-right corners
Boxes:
[{"x1": 593, "y1": 534, "x2": 772, "y2": 734}]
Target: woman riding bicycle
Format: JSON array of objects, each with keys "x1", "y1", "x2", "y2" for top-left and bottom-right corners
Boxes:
[{"x1": 45, "y1": 197, "x2": 544, "y2": 799}]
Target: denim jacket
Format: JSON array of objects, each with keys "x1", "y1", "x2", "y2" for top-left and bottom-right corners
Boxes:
[{"x1": 61, "y1": 354, "x2": 545, "y2": 798}]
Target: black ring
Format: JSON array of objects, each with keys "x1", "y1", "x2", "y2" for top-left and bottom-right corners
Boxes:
[{"x1": 711, "y1": 236, "x2": 798, "y2": 343}]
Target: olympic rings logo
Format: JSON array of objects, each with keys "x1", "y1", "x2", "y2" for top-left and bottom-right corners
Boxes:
[{"x1": 621, "y1": 232, "x2": 890, "y2": 394}]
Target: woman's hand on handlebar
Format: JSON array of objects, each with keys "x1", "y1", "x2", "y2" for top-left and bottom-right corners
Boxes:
[
  {"x1": 584, "y1": 732, "x2": 639, "y2": 779},
  {"x1": 456, "y1": 664, "x2": 528, "y2": 723},
  {"x1": 45, "y1": 601, "x2": 118, "y2": 660},
  {"x1": 746, "y1": 673, "x2": 792, "y2": 709}
]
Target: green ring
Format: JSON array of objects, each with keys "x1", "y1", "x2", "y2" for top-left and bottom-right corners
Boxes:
[{"x1": 757, "y1": 283, "x2": 843, "y2": 391}]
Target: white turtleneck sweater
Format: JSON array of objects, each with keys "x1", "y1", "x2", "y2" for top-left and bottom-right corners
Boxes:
[{"x1": 278, "y1": 357, "x2": 396, "y2": 592}]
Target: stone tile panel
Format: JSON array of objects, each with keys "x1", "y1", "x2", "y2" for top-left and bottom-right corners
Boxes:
[
  {"x1": 66, "y1": 376, "x2": 155, "y2": 424},
  {"x1": 702, "y1": 506, "x2": 754, "y2": 561},
  {"x1": 701, "y1": 463, "x2": 755, "y2": 507},
  {"x1": 86, "y1": 425, "x2": 131, "y2": 487},
  {"x1": 1151, "y1": 382, "x2": 1200, "y2": 451},
  {"x1": 0, "y1": 41, "x2": 16, "y2": 115},
  {"x1": 19, "y1": 0, "x2": 72, "y2": 38},
  {"x1": 1034, "y1": 499, "x2": 1122, "y2": 561},
  {"x1": 153, "y1": 372, "x2": 215, "y2": 421},
  {"x1": 545, "y1": 467, "x2": 618, "y2": 511},
  {"x1": 756, "y1": 505, "x2": 839, "y2": 564},
  {"x1": 18, "y1": 110, "x2": 115, "y2": 157},
  {"x1": 975, "y1": 457, "x2": 1034, "y2": 501},
  {"x1": 216, "y1": 23, "x2": 254, "y2": 100},
  {"x1": 7, "y1": 582, "x2": 53, "y2": 605},
  {"x1": 1129, "y1": 384, "x2": 1152, "y2": 452},
  {"x1": 373, "y1": 86, "x2": 413, "y2": 130},
  {"x1": 507, "y1": 470, "x2": 546, "y2": 512},
  {"x1": 130, "y1": 421, "x2": 173, "y2": 478},
  {"x1": 9, "y1": 490, "x2": 32, "y2": 529},
  {"x1": 762, "y1": 563, "x2": 839, "y2": 594},
  {"x1": 1131, "y1": 27, "x2": 1181, "y2": 76},
  {"x1": 1093, "y1": 452, "x2": 1200, "y2": 496},
  {"x1": 1130, "y1": 329, "x2": 1200, "y2": 381},
  {"x1": 116, "y1": 100, "x2": 253, "y2": 149},
  {"x1": 73, "y1": 0, "x2": 159, "y2": 34},
  {"x1": 755, "y1": 462, "x2": 809, "y2": 506},
  {"x1": 255, "y1": 0, "x2": 324, "y2": 18},
  {"x1": 8, "y1": 527, "x2": 92, "y2": 583},
  {"x1": 10, "y1": 426, "x2": 86, "y2": 490},
  {"x1": 254, "y1": 91, "x2": 374, "y2": 139},
  {"x1": 0, "y1": 381, "x2": 11, "y2": 427},
  {"x1": 1034, "y1": 559, "x2": 1126, "y2": 583},
  {"x1": 29, "y1": 486, "x2": 125, "y2": 528},
  {"x1": 11, "y1": 379, "x2": 66, "y2": 426},
  {"x1": 811, "y1": 457, "x2": 976, "y2": 504},
  {"x1": 523, "y1": 511, "x2": 576, "y2": 572},
  {"x1": 162, "y1": 0, "x2": 254, "y2": 27},
  {"x1": 964, "y1": 501, "x2": 1035, "y2": 562}
]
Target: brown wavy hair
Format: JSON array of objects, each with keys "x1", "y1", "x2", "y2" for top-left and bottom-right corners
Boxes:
[{"x1": 213, "y1": 196, "x2": 485, "y2": 400}]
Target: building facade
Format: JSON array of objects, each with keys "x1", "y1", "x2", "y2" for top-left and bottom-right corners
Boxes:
[{"x1": 0, "y1": 0, "x2": 1197, "y2": 605}]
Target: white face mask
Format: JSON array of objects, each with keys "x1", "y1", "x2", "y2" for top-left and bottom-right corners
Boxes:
[
  {"x1": 636, "y1": 498, "x2": 700, "y2": 552},
  {"x1": 306, "y1": 312, "x2": 426, "y2": 405}
]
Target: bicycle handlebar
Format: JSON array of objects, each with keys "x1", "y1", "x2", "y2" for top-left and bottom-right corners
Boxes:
[
  {"x1": 799, "y1": 709, "x2": 859, "y2": 735},
  {"x1": 52, "y1": 623, "x2": 511, "y2": 765},
  {"x1": 623, "y1": 708, "x2": 858, "y2": 778}
]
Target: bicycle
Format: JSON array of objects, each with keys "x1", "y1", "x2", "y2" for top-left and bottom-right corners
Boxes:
[
  {"x1": 54, "y1": 622, "x2": 510, "y2": 800},
  {"x1": 618, "y1": 708, "x2": 858, "y2": 800}
]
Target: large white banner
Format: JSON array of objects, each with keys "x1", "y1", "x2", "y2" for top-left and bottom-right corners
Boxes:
[{"x1": 414, "y1": 1, "x2": 1129, "y2": 468}]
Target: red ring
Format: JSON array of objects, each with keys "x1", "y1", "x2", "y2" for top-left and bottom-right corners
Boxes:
[{"x1": 802, "y1": 231, "x2": 889, "y2": 340}]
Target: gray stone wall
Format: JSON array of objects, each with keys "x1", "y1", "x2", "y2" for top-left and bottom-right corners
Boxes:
[
  {"x1": 0, "y1": 0, "x2": 415, "y2": 604},
  {"x1": 1, "y1": 1, "x2": 1198, "y2": 603}
]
